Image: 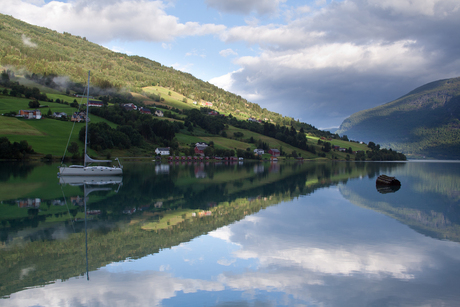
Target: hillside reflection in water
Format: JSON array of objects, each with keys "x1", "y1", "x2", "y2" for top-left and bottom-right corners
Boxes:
[{"x1": 1, "y1": 161, "x2": 460, "y2": 306}]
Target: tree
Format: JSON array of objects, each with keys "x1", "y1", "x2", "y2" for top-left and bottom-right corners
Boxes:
[
  {"x1": 28, "y1": 100, "x2": 40, "y2": 108},
  {"x1": 1, "y1": 70, "x2": 9, "y2": 84},
  {"x1": 47, "y1": 108, "x2": 52, "y2": 116},
  {"x1": 68, "y1": 142, "x2": 79, "y2": 155}
]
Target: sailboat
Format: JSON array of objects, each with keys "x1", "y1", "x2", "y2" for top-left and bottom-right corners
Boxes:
[{"x1": 58, "y1": 71, "x2": 123, "y2": 176}]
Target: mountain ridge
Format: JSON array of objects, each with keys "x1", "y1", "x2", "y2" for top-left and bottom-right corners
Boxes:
[{"x1": 336, "y1": 76, "x2": 460, "y2": 159}]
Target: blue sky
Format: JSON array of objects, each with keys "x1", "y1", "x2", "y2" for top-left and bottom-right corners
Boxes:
[{"x1": 1, "y1": 0, "x2": 460, "y2": 129}]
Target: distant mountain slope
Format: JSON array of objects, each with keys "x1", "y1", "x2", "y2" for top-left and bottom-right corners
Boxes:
[
  {"x1": 0, "y1": 13, "x2": 306, "y2": 128},
  {"x1": 336, "y1": 77, "x2": 460, "y2": 159}
]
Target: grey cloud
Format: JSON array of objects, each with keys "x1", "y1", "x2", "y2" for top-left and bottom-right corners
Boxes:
[
  {"x1": 205, "y1": 0, "x2": 282, "y2": 15},
  {"x1": 218, "y1": 0, "x2": 460, "y2": 128}
]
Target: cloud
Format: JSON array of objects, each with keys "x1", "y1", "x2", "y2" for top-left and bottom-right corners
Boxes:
[
  {"x1": 219, "y1": 48, "x2": 238, "y2": 57},
  {"x1": 205, "y1": 0, "x2": 285, "y2": 15},
  {"x1": 3, "y1": 270, "x2": 225, "y2": 307},
  {"x1": 21, "y1": 34, "x2": 37, "y2": 47},
  {"x1": 161, "y1": 43, "x2": 172, "y2": 50},
  {"x1": 0, "y1": 0, "x2": 226, "y2": 43},
  {"x1": 214, "y1": 0, "x2": 460, "y2": 127}
]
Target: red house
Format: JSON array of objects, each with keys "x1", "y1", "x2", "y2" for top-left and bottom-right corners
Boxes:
[
  {"x1": 88, "y1": 100, "x2": 103, "y2": 107},
  {"x1": 268, "y1": 149, "x2": 280, "y2": 157},
  {"x1": 139, "y1": 107, "x2": 151, "y2": 114}
]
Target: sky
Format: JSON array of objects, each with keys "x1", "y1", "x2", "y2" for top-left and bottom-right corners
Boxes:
[{"x1": 1, "y1": 0, "x2": 460, "y2": 129}]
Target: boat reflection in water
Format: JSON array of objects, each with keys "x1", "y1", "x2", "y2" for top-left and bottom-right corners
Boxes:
[
  {"x1": 59, "y1": 175, "x2": 123, "y2": 187},
  {"x1": 59, "y1": 175, "x2": 123, "y2": 280}
]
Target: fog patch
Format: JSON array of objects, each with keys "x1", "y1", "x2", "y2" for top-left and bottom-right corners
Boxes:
[{"x1": 22, "y1": 34, "x2": 37, "y2": 48}]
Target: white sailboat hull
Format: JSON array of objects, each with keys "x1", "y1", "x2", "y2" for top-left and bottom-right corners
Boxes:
[{"x1": 59, "y1": 165, "x2": 123, "y2": 176}]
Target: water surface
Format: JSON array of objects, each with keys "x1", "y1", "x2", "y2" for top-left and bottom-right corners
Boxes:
[{"x1": 1, "y1": 161, "x2": 459, "y2": 306}]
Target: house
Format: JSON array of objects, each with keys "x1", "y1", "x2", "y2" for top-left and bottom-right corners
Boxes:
[
  {"x1": 122, "y1": 103, "x2": 137, "y2": 111},
  {"x1": 194, "y1": 143, "x2": 208, "y2": 156},
  {"x1": 332, "y1": 145, "x2": 340, "y2": 151},
  {"x1": 17, "y1": 198, "x2": 41, "y2": 208},
  {"x1": 88, "y1": 100, "x2": 103, "y2": 107},
  {"x1": 52, "y1": 112, "x2": 67, "y2": 118},
  {"x1": 155, "y1": 147, "x2": 170, "y2": 155},
  {"x1": 254, "y1": 149, "x2": 264, "y2": 155},
  {"x1": 268, "y1": 149, "x2": 280, "y2": 157},
  {"x1": 248, "y1": 117, "x2": 258, "y2": 123},
  {"x1": 205, "y1": 102, "x2": 213, "y2": 107},
  {"x1": 154, "y1": 110, "x2": 164, "y2": 117},
  {"x1": 71, "y1": 111, "x2": 86, "y2": 122},
  {"x1": 208, "y1": 111, "x2": 219, "y2": 116},
  {"x1": 18, "y1": 110, "x2": 41, "y2": 119},
  {"x1": 339, "y1": 148, "x2": 347, "y2": 152},
  {"x1": 139, "y1": 107, "x2": 151, "y2": 114}
]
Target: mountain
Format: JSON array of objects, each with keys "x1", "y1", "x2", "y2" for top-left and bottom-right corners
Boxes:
[
  {"x1": 336, "y1": 77, "x2": 460, "y2": 159},
  {"x1": 0, "y1": 13, "x2": 307, "y2": 128}
]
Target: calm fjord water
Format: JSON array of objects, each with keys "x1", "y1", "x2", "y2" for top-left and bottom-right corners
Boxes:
[{"x1": 1, "y1": 160, "x2": 460, "y2": 306}]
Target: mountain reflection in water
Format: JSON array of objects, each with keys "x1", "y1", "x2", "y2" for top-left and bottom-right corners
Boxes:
[{"x1": 1, "y1": 161, "x2": 460, "y2": 306}]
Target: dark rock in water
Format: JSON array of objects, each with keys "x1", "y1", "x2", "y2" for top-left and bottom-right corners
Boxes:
[
  {"x1": 376, "y1": 174, "x2": 401, "y2": 194},
  {"x1": 376, "y1": 174, "x2": 401, "y2": 186}
]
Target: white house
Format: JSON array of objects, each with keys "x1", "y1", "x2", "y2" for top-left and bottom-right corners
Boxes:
[
  {"x1": 254, "y1": 149, "x2": 264, "y2": 155},
  {"x1": 18, "y1": 110, "x2": 41, "y2": 119},
  {"x1": 155, "y1": 110, "x2": 164, "y2": 117},
  {"x1": 155, "y1": 147, "x2": 170, "y2": 155}
]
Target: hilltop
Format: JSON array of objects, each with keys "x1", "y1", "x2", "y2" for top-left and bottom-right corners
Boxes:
[{"x1": 336, "y1": 77, "x2": 460, "y2": 159}]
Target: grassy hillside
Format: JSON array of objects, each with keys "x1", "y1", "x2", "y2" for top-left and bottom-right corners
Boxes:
[
  {"x1": 0, "y1": 13, "x2": 310, "y2": 128},
  {"x1": 336, "y1": 77, "x2": 460, "y2": 159},
  {"x1": 0, "y1": 84, "x2": 372, "y2": 160}
]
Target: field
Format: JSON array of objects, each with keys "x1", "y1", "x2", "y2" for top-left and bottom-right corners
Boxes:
[
  {"x1": 0, "y1": 94, "x2": 118, "y2": 157},
  {"x1": 142, "y1": 86, "x2": 197, "y2": 110}
]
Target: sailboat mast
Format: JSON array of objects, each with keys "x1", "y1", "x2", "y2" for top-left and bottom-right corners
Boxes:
[{"x1": 84, "y1": 71, "x2": 90, "y2": 167}]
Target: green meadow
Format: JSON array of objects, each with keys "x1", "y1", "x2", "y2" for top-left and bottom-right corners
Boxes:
[{"x1": 0, "y1": 94, "x2": 117, "y2": 157}]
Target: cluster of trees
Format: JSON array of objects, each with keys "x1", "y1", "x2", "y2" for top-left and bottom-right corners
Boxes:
[
  {"x1": 79, "y1": 122, "x2": 134, "y2": 151},
  {"x1": 366, "y1": 142, "x2": 406, "y2": 161},
  {"x1": 185, "y1": 109, "x2": 225, "y2": 135},
  {"x1": 87, "y1": 105, "x2": 180, "y2": 149},
  {"x1": 0, "y1": 137, "x2": 35, "y2": 159},
  {"x1": 184, "y1": 108, "x2": 316, "y2": 154},
  {"x1": 1, "y1": 70, "x2": 49, "y2": 102}
]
